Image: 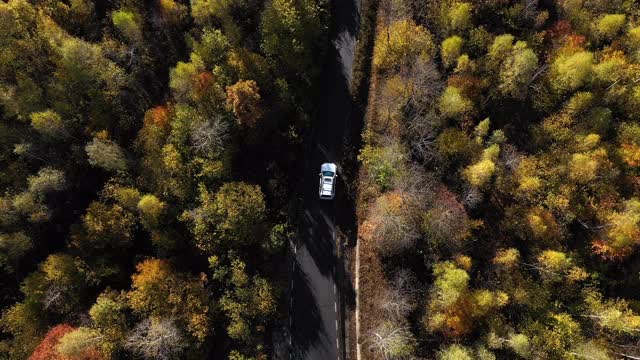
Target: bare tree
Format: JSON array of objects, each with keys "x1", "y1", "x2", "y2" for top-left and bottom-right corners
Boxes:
[
  {"x1": 407, "y1": 58, "x2": 444, "y2": 113},
  {"x1": 461, "y1": 185, "x2": 483, "y2": 209},
  {"x1": 406, "y1": 114, "x2": 440, "y2": 164},
  {"x1": 380, "y1": 269, "x2": 421, "y2": 319},
  {"x1": 44, "y1": 284, "x2": 65, "y2": 311},
  {"x1": 125, "y1": 317, "x2": 185, "y2": 360},
  {"x1": 501, "y1": 144, "x2": 522, "y2": 172},
  {"x1": 393, "y1": 164, "x2": 436, "y2": 207},
  {"x1": 369, "y1": 321, "x2": 416, "y2": 360},
  {"x1": 369, "y1": 191, "x2": 421, "y2": 256},
  {"x1": 379, "y1": 0, "x2": 411, "y2": 26},
  {"x1": 190, "y1": 114, "x2": 229, "y2": 157},
  {"x1": 423, "y1": 187, "x2": 472, "y2": 252}
]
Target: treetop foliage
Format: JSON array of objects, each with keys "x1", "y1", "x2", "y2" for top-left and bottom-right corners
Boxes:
[
  {"x1": 361, "y1": 0, "x2": 640, "y2": 358},
  {"x1": 0, "y1": 0, "x2": 328, "y2": 357}
]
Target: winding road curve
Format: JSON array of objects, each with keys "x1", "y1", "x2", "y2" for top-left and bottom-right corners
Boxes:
[{"x1": 290, "y1": 0, "x2": 360, "y2": 359}]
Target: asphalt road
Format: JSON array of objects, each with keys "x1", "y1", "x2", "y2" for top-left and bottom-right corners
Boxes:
[{"x1": 290, "y1": 0, "x2": 359, "y2": 359}]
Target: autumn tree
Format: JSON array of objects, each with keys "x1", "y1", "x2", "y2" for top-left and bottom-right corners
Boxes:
[
  {"x1": 29, "y1": 324, "x2": 75, "y2": 360},
  {"x1": 372, "y1": 19, "x2": 435, "y2": 72},
  {"x1": 137, "y1": 194, "x2": 166, "y2": 229},
  {"x1": 216, "y1": 258, "x2": 276, "y2": 342},
  {"x1": 85, "y1": 135, "x2": 127, "y2": 172},
  {"x1": 78, "y1": 201, "x2": 135, "y2": 251},
  {"x1": 363, "y1": 190, "x2": 420, "y2": 255},
  {"x1": 464, "y1": 144, "x2": 499, "y2": 188},
  {"x1": 226, "y1": 80, "x2": 263, "y2": 127},
  {"x1": 422, "y1": 187, "x2": 474, "y2": 253},
  {"x1": 593, "y1": 198, "x2": 640, "y2": 259},
  {"x1": 127, "y1": 259, "x2": 211, "y2": 343}
]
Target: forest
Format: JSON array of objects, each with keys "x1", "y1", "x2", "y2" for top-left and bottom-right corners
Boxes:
[
  {"x1": 0, "y1": 0, "x2": 328, "y2": 358},
  {"x1": 357, "y1": 0, "x2": 640, "y2": 359}
]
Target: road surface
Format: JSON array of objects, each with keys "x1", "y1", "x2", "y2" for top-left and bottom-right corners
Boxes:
[{"x1": 290, "y1": 0, "x2": 359, "y2": 359}]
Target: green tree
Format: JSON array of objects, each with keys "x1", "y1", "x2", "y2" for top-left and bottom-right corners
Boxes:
[
  {"x1": 584, "y1": 289, "x2": 640, "y2": 335},
  {"x1": 439, "y1": 86, "x2": 473, "y2": 118},
  {"x1": 56, "y1": 327, "x2": 105, "y2": 359},
  {"x1": 30, "y1": 110, "x2": 65, "y2": 138},
  {"x1": 498, "y1": 41, "x2": 538, "y2": 99},
  {"x1": 193, "y1": 28, "x2": 231, "y2": 67},
  {"x1": 596, "y1": 14, "x2": 626, "y2": 39},
  {"x1": 89, "y1": 291, "x2": 129, "y2": 346},
  {"x1": 437, "y1": 344, "x2": 473, "y2": 360},
  {"x1": 217, "y1": 259, "x2": 276, "y2": 342},
  {"x1": 488, "y1": 34, "x2": 515, "y2": 67},
  {"x1": 112, "y1": 9, "x2": 142, "y2": 42},
  {"x1": 441, "y1": 36, "x2": 463, "y2": 68},
  {"x1": 570, "y1": 342, "x2": 612, "y2": 360},
  {"x1": 260, "y1": 0, "x2": 325, "y2": 76},
  {"x1": 183, "y1": 182, "x2": 266, "y2": 253},
  {"x1": 0, "y1": 232, "x2": 32, "y2": 272},
  {"x1": 464, "y1": 144, "x2": 499, "y2": 187},
  {"x1": 169, "y1": 54, "x2": 206, "y2": 103},
  {"x1": 550, "y1": 51, "x2": 594, "y2": 93},
  {"x1": 448, "y1": 2, "x2": 472, "y2": 31},
  {"x1": 137, "y1": 194, "x2": 166, "y2": 229}
]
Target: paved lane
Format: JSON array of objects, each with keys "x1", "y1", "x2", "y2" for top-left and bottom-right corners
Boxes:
[{"x1": 290, "y1": 0, "x2": 360, "y2": 358}]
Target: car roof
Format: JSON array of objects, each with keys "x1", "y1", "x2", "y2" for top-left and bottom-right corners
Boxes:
[{"x1": 321, "y1": 163, "x2": 337, "y2": 173}]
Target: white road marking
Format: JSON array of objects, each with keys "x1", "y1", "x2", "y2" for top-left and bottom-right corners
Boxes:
[
  {"x1": 294, "y1": 244, "x2": 297, "y2": 253},
  {"x1": 334, "y1": 302, "x2": 337, "y2": 312}
]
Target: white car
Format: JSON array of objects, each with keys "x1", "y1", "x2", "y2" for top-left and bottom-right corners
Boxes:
[{"x1": 319, "y1": 163, "x2": 337, "y2": 200}]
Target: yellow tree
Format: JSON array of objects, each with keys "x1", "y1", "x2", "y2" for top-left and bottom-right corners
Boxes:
[{"x1": 373, "y1": 19, "x2": 435, "y2": 72}]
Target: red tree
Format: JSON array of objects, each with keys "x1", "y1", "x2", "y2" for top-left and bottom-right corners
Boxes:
[{"x1": 29, "y1": 324, "x2": 74, "y2": 360}]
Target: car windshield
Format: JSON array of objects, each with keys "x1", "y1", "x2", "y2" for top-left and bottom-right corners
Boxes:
[{"x1": 322, "y1": 171, "x2": 334, "y2": 177}]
